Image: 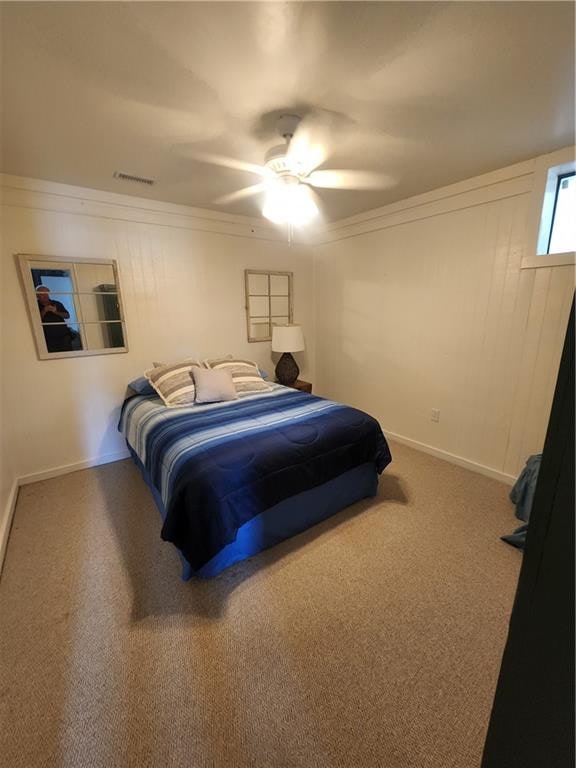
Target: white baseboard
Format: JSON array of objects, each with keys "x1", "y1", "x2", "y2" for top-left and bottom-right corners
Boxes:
[
  {"x1": 384, "y1": 430, "x2": 517, "y2": 486},
  {"x1": 0, "y1": 437, "x2": 515, "y2": 577},
  {"x1": 0, "y1": 481, "x2": 20, "y2": 577},
  {"x1": 17, "y1": 448, "x2": 131, "y2": 486},
  {"x1": 0, "y1": 449, "x2": 131, "y2": 577}
]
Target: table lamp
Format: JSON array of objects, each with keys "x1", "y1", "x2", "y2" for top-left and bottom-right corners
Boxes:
[{"x1": 272, "y1": 325, "x2": 305, "y2": 385}]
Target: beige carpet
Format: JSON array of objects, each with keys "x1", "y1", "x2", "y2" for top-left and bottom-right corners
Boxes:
[{"x1": 0, "y1": 441, "x2": 521, "y2": 768}]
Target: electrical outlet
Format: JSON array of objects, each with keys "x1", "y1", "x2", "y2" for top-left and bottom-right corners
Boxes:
[{"x1": 431, "y1": 409, "x2": 440, "y2": 423}]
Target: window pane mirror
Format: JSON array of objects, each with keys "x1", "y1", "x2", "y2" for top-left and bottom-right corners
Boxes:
[
  {"x1": 245, "y1": 269, "x2": 293, "y2": 342},
  {"x1": 16, "y1": 254, "x2": 128, "y2": 360}
]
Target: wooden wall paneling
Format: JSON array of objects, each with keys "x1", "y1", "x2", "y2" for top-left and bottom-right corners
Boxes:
[
  {"x1": 454, "y1": 201, "x2": 502, "y2": 464},
  {"x1": 503, "y1": 267, "x2": 553, "y2": 474},
  {"x1": 519, "y1": 267, "x2": 574, "y2": 463},
  {"x1": 474, "y1": 197, "x2": 517, "y2": 466},
  {"x1": 314, "y1": 161, "x2": 572, "y2": 479},
  {"x1": 488, "y1": 197, "x2": 531, "y2": 468}
]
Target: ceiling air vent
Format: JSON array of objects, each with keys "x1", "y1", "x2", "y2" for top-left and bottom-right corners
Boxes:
[{"x1": 113, "y1": 171, "x2": 155, "y2": 186}]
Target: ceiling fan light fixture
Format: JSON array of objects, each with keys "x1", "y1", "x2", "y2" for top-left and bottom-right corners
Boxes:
[{"x1": 262, "y1": 179, "x2": 318, "y2": 227}]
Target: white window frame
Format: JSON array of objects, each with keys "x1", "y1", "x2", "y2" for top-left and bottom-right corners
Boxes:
[{"x1": 522, "y1": 146, "x2": 576, "y2": 269}]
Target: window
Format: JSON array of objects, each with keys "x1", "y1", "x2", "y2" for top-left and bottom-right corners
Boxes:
[
  {"x1": 547, "y1": 172, "x2": 575, "y2": 254},
  {"x1": 522, "y1": 148, "x2": 576, "y2": 269},
  {"x1": 245, "y1": 269, "x2": 293, "y2": 342},
  {"x1": 17, "y1": 254, "x2": 128, "y2": 359}
]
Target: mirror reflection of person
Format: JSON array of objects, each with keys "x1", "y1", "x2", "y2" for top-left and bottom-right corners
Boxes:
[{"x1": 36, "y1": 285, "x2": 81, "y2": 352}]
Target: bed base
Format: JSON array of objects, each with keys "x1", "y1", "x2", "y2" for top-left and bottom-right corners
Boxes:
[{"x1": 128, "y1": 446, "x2": 378, "y2": 579}]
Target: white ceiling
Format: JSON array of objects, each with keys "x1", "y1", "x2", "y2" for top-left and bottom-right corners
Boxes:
[{"x1": 1, "y1": 2, "x2": 574, "y2": 223}]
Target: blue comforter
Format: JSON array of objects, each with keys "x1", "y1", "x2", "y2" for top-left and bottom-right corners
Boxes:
[{"x1": 119, "y1": 385, "x2": 391, "y2": 569}]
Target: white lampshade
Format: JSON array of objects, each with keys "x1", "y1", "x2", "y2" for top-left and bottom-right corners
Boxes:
[{"x1": 271, "y1": 324, "x2": 305, "y2": 353}]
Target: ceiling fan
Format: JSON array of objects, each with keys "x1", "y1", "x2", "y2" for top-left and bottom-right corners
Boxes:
[{"x1": 189, "y1": 113, "x2": 395, "y2": 226}]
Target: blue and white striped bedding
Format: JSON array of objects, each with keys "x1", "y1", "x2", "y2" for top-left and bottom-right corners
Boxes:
[{"x1": 119, "y1": 384, "x2": 391, "y2": 569}]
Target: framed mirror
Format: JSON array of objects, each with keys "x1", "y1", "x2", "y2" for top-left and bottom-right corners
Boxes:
[
  {"x1": 245, "y1": 269, "x2": 293, "y2": 342},
  {"x1": 16, "y1": 254, "x2": 128, "y2": 360}
]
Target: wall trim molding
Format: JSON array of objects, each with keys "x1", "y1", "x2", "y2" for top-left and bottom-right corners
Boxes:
[
  {"x1": 323, "y1": 158, "x2": 535, "y2": 233},
  {"x1": 17, "y1": 449, "x2": 132, "y2": 486},
  {"x1": 0, "y1": 158, "x2": 539, "y2": 249},
  {"x1": 313, "y1": 163, "x2": 535, "y2": 245},
  {"x1": 0, "y1": 449, "x2": 132, "y2": 577},
  {"x1": 0, "y1": 481, "x2": 19, "y2": 578},
  {"x1": 385, "y1": 430, "x2": 517, "y2": 486},
  {"x1": 0, "y1": 430, "x2": 517, "y2": 577},
  {"x1": 0, "y1": 174, "x2": 293, "y2": 244},
  {"x1": 2, "y1": 148, "x2": 574, "y2": 248}
]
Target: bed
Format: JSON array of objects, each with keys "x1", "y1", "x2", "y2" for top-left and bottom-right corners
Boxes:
[{"x1": 119, "y1": 383, "x2": 391, "y2": 579}]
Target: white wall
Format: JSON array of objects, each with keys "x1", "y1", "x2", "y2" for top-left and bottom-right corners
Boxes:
[
  {"x1": 314, "y1": 154, "x2": 574, "y2": 482},
  {"x1": 0, "y1": 176, "x2": 315, "y2": 499}
]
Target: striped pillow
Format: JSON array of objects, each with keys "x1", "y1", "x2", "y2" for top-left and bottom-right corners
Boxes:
[
  {"x1": 144, "y1": 360, "x2": 201, "y2": 407},
  {"x1": 152, "y1": 357, "x2": 205, "y2": 368},
  {"x1": 205, "y1": 357, "x2": 273, "y2": 395}
]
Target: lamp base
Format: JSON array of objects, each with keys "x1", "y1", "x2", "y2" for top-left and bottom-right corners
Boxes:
[{"x1": 275, "y1": 352, "x2": 299, "y2": 386}]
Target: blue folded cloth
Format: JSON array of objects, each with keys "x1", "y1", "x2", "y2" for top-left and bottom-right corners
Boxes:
[
  {"x1": 509, "y1": 454, "x2": 542, "y2": 522},
  {"x1": 501, "y1": 454, "x2": 542, "y2": 550},
  {"x1": 128, "y1": 376, "x2": 155, "y2": 395},
  {"x1": 501, "y1": 523, "x2": 530, "y2": 549}
]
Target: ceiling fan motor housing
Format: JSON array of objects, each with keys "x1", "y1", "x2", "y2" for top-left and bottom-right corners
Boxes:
[
  {"x1": 265, "y1": 144, "x2": 300, "y2": 181},
  {"x1": 276, "y1": 114, "x2": 301, "y2": 140},
  {"x1": 263, "y1": 115, "x2": 306, "y2": 180}
]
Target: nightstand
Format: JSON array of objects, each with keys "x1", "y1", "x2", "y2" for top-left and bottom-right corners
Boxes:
[{"x1": 278, "y1": 379, "x2": 312, "y2": 393}]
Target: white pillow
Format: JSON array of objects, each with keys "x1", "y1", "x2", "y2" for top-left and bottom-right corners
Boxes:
[{"x1": 193, "y1": 367, "x2": 238, "y2": 404}]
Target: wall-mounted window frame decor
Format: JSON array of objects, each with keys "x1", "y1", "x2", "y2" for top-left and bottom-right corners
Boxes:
[
  {"x1": 16, "y1": 253, "x2": 129, "y2": 360},
  {"x1": 245, "y1": 269, "x2": 293, "y2": 342}
]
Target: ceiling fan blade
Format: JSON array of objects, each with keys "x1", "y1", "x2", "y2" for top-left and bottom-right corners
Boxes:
[
  {"x1": 213, "y1": 183, "x2": 268, "y2": 206},
  {"x1": 286, "y1": 113, "x2": 333, "y2": 174},
  {"x1": 305, "y1": 170, "x2": 396, "y2": 190},
  {"x1": 185, "y1": 151, "x2": 270, "y2": 178}
]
